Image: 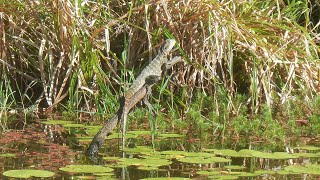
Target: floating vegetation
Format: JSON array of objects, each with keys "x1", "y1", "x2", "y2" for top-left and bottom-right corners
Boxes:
[
  {"x1": 294, "y1": 146, "x2": 320, "y2": 151},
  {"x1": 118, "y1": 157, "x2": 172, "y2": 167},
  {"x1": 59, "y1": 165, "x2": 114, "y2": 174},
  {"x1": 285, "y1": 164, "x2": 320, "y2": 175},
  {"x1": 127, "y1": 130, "x2": 151, "y2": 136},
  {"x1": 141, "y1": 178, "x2": 190, "y2": 180},
  {"x1": 252, "y1": 151, "x2": 299, "y2": 159},
  {"x1": 224, "y1": 165, "x2": 245, "y2": 170},
  {"x1": 178, "y1": 156, "x2": 231, "y2": 164},
  {"x1": 293, "y1": 152, "x2": 320, "y2": 158},
  {"x1": 84, "y1": 126, "x2": 103, "y2": 135},
  {"x1": 208, "y1": 175, "x2": 239, "y2": 179},
  {"x1": 123, "y1": 146, "x2": 154, "y2": 154},
  {"x1": 3, "y1": 169, "x2": 55, "y2": 178},
  {"x1": 0, "y1": 153, "x2": 16, "y2": 157},
  {"x1": 41, "y1": 120, "x2": 71, "y2": 125},
  {"x1": 158, "y1": 133, "x2": 185, "y2": 138},
  {"x1": 214, "y1": 149, "x2": 250, "y2": 157},
  {"x1": 62, "y1": 123, "x2": 85, "y2": 128},
  {"x1": 106, "y1": 133, "x2": 137, "y2": 139}
]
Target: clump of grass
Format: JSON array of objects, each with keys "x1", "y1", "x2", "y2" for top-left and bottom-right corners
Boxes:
[{"x1": 0, "y1": 0, "x2": 319, "y2": 136}]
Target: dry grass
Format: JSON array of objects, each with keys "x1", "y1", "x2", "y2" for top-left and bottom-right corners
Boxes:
[{"x1": 0, "y1": 0, "x2": 319, "y2": 118}]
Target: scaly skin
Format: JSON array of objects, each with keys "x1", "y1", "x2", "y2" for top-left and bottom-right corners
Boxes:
[{"x1": 124, "y1": 39, "x2": 176, "y2": 99}]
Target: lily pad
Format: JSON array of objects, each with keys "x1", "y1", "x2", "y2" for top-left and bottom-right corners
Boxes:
[
  {"x1": 62, "y1": 123, "x2": 85, "y2": 128},
  {"x1": 254, "y1": 170, "x2": 275, "y2": 175},
  {"x1": 237, "y1": 149, "x2": 260, "y2": 157},
  {"x1": 293, "y1": 152, "x2": 320, "y2": 158},
  {"x1": 128, "y1": 130, "x2": 151, "y2": 136},
  {"x1": 214, "y1": 149, "x2": 238, "y2": 157},
  {"x1": 3, "y1": 169, "x2": 55, "y2": 178},
  {"x1": 119, "y1": 157, "x2": 171, "y2": 167},
  {"x1": 142, "y1": 178, "x2": 190, "y2": 180},
  {"x1": 59, "y1": 165, "x2": 113, "y2": 173},
  {"x1": 294, "y1": 146, "x2": 320, "y2": 151},
  {"x1": 285, "y1": 164, "x2": 320, "y2": 174},
  {"x1": 124, "y1": 146, "x2": 154, "y2": 154},
  {"x1": 103, "y1": 156, "x2": 121, "y2": 161},
  {"x1": 248, "y1": 151, "x2": 298, "y2": 159},
  {"x1": 94, "y1": 172, "x2": 114, "y2": 176},
  {"x1": 106, "y1": 133, "x2": 137, "y2": 139},
  {"x1": 238, "y1": 172, "x2": 259, "y2": 177},
  {"x1": 41, "y1": 120, "x2": 71, "y2": 125},
  {"x1": 159, "y1": 133, "x2": 184, "y2": 138},
  {"x1": 0, "y1": 153, "x2": 16, "y2": 157},
  {"x1": 224, "y1": 165, "x2": 245, "y2": 170},
  {"x1": 84, "y1": 126, "x2": 103, "y2": 135},
  {"x1": 208, "y1": 175, "x2": 239, "y2": 179},
  {"x1": 137, "y1": 166, "x2": 160, "y2": 171},
  {"x1": 178, "y1": 156, "x2": 230, "y2": 164}
]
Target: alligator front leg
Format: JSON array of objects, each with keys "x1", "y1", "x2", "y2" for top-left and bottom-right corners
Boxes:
[{"x1": 143, "y1": 75, "x2": 161, "y2": 115}]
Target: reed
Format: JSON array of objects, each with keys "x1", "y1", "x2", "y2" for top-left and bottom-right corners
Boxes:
[{"x1": 0, "y1": 0, "x2": 319, "y2": 125}]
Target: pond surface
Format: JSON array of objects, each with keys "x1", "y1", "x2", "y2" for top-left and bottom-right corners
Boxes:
[{"x1": 1, "y1": 119, "x2": 320, "y2": 179}]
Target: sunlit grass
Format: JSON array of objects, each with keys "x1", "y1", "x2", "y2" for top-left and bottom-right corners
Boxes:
[{"x1": 0, "y1": 0, "x2": 319, "y2": 132}]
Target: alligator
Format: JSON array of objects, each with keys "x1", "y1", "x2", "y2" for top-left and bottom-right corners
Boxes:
[{"x1": 86, "y1": 39, "x2": 182, "y2": 156}]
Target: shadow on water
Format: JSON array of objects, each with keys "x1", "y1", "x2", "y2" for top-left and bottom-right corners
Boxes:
[{"x1": 1, "y1": 118, "x2": 320, "y2": 179}]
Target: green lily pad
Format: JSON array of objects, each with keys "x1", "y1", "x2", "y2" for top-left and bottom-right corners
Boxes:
[
  {"x1": 106, "y1": 133, "x2": 137, "y2": 139},
  {"x1": 137, "y1": 166, "x2": 160, "y2": 171},
  {"x1": 203, "y1": 149, "x2": 217, "y2": 152},
  {"x1": 41, "y1": 120, "x2": 71, "y2": 125},
  {"x1": 276, "y1": 170, "x2": 291, "y2": 175},
  {"x1": 124, "y1": 146, "x2": 154, "y2": 154},
  {"x1": 62, "y1": 123, "x2": 85, "y2": 128},
  {"x1": 293, "y1": 152, "x2": 320, "y2": 158},
  {"x1": 237, "y1": 149, "x2": 260, "y2": 157},
  {"x1": 159, "y1": 133, "x2": 184, "y2": 138},
  {"x1": 0, "y1": 153, "x2": 16, "y2": 157},
  {"x1": 196, "y1": 170, "x2": 220, "y2": 175},
  {"x1": 271, "y1": 152, "x2": 299, "y2": 159},
  {"x1": 77, "y1": 136, "x2": 94, "y2": 142},
  {"x1": 285, "y1": 164, "x2": 320, "y2": 174},
  {"x1": 119, "y1": 157, "x2": 171, "y2": 167},
  {"x1": 208, "y1": 175, "x2": 239, "y2": 179},
  {"x1": 294, "y1": 146, "x2": 320, "y2": 151},
  {"x1": 224, "y1": 165, "x2": 245, "y2": 170},
  {"x1": 94, "y1": 172, "x2": 114, "y2": 176},
  {"x1": 84, "y1": 126, "x2": 103, "y2": 135},
  {"x1": 178, "y1": 156, "x2": 230, "y2": 164},
  {"x1": 3, "y1": 169, "x2": 55, "y2": 178},
  {"x1": 142, "y1": 178, "x2": 190, "y2": 180},
  {"x1": 128, "y1": 130, "x2": 151, "y2": 135},
  {"x1": 161, "y1": 150, "x2": 187, "y2": 156},
  {"x1": 238, "y1": 172, "x2": 259, "y2": 177},
  {"x1": 160, "y1": 151, "x2": 214, "y2": 158},
  {"x1": 214, "y1": 149, "x2": 239, "y2": 157},
  {"x1": 248, "y1": 151, "x2": 298, "y2": 159},
  {"x1": 59, "y1": 165, "x2": 113, "y2": 173}
]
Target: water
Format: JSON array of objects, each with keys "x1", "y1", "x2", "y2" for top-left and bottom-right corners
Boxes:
[{"x1": 1, "y1": 119, "x2": 320, "y2": 179}]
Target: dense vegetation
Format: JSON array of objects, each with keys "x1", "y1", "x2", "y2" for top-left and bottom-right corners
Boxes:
[{"x1": 1, "y1": 0, "x2": 320, "y2": 141}]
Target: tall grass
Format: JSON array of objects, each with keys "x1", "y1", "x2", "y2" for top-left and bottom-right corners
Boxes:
[{"x1": 0, "y1": 0, "x2": 319, "y2": 125}]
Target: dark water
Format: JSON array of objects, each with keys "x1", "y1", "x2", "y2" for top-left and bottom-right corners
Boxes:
[{"x1": 1, "y1": 119, "x2": 320, "y2": 179}]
